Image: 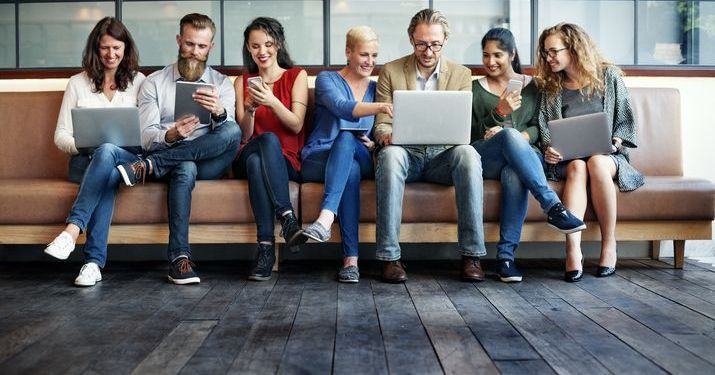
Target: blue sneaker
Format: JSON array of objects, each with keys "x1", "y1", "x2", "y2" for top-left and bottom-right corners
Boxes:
[
  {"x1": 167, "y1": 257, "x2": 200, "y2": 285},
  {"x1": 547, "y1": 203, "x2": 586, "y2": 234},
  {"x1": 496, "y1": 259, "x2": 522, "y2": 283}
]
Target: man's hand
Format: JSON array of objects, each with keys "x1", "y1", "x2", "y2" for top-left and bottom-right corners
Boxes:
[
  {"x1": 165, "y1": 115, "x2": 200, "y2": 143},
  {"x1": 193, "y1": 87, "x2": 224, "y2": 117},
  {"x1": 375, "y1": 131, "x2": 392, "y2": 146}
]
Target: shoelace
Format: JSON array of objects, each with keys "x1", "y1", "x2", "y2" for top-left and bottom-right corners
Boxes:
[
  {"x1": 177, "y1": 258, "x2": 196, "y2": 274},
  {"x1": 133, "y1": 161, "x2": 147, "y2": 184},
  {"x1": 256, "y1": 247, "x2": 273, "y2": 269}
]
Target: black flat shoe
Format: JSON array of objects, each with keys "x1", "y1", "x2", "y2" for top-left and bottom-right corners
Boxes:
[
  {"x1": 596, "y1": 266, "x2": 616, "y2": 277},
  {"x1": 564, "y1": 269, "x2": 583, "y2": 282}
]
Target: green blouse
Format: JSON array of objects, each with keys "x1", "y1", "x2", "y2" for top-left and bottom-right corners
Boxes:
[{"x1": 470, "y1": 77, "x2": 540, "y2": 151}]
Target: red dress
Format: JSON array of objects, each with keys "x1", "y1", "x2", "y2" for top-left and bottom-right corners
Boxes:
[{"x1": 243, "y1": 67, "x2": 305, "y2": 171}]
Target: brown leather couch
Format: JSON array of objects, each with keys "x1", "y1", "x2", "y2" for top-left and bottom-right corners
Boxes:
[{"x1": 0, "y1": 87, "x2": 713, "y2": 268}]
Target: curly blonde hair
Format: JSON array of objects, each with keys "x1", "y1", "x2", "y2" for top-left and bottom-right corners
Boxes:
[{"x1": 535, "y1": 23, "x2": 622, "y2": 100}]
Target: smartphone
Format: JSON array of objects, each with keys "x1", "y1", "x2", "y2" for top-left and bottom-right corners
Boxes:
[
  {"x1": 505, "y1": 79, "x2": 523, "y2": 96},
  {"x1": 247, "y1": 76, "x2": 262, "y2": 89}
]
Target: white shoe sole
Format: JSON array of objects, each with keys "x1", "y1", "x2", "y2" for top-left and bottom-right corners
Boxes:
[
  {"x1": 499, "y1": 275, "x2": 523, "y2": 283},
  {"x1": 116, "y1": 164, "x2": 135, "y2": 186},
  {"x1": 547, "y1": 223, "x2": 587, "y2": 234},
  {"x1": 248, "y1": 274, "x2": 272, "y2": 281},
  {"x1": 167, "y1": 276, "x2": 200, "y2": 285},
  {"x1": 75, "y1": 277, "x2": 101, "y2": 287},
  {"x1": 44, "y1": 245, "x2": 72, "y2": 260}
]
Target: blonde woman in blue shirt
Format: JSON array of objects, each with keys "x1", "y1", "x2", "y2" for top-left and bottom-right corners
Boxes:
[{"x1": 300, "y1": 26, "x2": 392, "y2": 282}]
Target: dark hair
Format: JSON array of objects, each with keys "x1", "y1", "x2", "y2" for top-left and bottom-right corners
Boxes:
[
  {"x1": 180, "y1": 13, "x2": 216, "y2": 40},
  {"x1": 242, "y1": 17, "x2": 294, "y2": 74},
  {"x1": 481, "y1": 27, "x2": 522, "y2": 74},
  {"x1": 82, "y1": 17, "x2": 139, "y2": 92}
]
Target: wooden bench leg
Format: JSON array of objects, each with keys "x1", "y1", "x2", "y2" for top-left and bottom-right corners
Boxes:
[
  {"x1": 673, "y1": 240, "x2": 685, "y2": 269},
  {"x1": 650, "y1": 240, "x2": 661, "y2": 260},
  {"x1": 272, "y1": 244, "x2": 280, "y2": 272}
]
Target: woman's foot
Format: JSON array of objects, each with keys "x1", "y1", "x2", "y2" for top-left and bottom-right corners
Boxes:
[
  {"x1": 564, "y1": 249, "x2": 583, "y2": 283},
  {"x1": 302, "y1": 222, "x2": 331, "y2": 242},
  {"x1": 597, "y1": 240, "x2": 617, "y2": 277}
]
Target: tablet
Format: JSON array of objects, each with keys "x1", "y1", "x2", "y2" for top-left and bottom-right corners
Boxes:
[{"x1": 175, "y1": 81, "x2": 214, "y2": 124}]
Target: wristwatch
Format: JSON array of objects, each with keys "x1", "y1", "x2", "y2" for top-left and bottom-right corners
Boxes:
[{"x1": 211, "y1": 108, "x2": 228, "y2": 122}]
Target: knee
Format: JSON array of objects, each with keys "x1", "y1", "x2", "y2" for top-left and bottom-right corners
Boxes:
[
  {"x1": 452, "y1": 145, "x2": 481, "y2": 171},
  {"x1": 587, "y1": 155, "x2": 611, "y2": 173},
  {"x1": 335, "y1": 130, "x2": 356, "y2": 145},
  {"x1": 377, "y1": 146, "x2": 407, "y2": 170},
  {"x1": 245, "y1": 153, "x2": 262, "y2": 175},
  {"x1": 222, "y1": 121, "x2": 242, "y2": 143},
  {"x1": 500, "y1": 128, "x2": 527, "y2": 148},
  {"x1": 566, "y1": 159, "x2": 587, "y2": 179},
  {"x1": 256, "y1": 132, "x2": 281, "y2": 151},
  {"x1": 171, "y1": 161, "x2": 197, "y2": 182},
  {"x1": 93, "y1": 143, "x2": 121, "y2": 161}
]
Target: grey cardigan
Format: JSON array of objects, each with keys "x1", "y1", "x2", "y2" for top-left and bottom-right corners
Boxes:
[{"x1": 537, "y1": 66, "x2": 645, "y2": 192}]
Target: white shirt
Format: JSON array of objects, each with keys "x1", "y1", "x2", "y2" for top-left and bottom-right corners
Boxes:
[
  {"x1": 415, "y1": 58, "x2": 441, "y2": 91},
  {"x1": 54, "y1": 71, "x2": 146, "y2": 154}
]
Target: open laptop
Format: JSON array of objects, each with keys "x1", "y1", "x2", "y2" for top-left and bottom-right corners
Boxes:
[
  {"x1": 548, "y1": 112, "x2": 613, "y2": 160},
  {"x1": 71, "y1": 107, "x2": 141, "y2": 148},
  {"x1": 391, "y1": 90, "x2": 472, "y2": 145}
]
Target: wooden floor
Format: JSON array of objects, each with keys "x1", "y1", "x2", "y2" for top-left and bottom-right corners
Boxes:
[{"x1": 1, "y1": 258, "x2": 714, "y2": 375}]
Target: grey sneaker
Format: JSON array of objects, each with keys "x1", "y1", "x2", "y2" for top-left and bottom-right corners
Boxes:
[
  {"x1": 338, "y1": 265, "x2": 359, "y2": 283},
  {"x1": 302, "y1": 222, "x2": 331, "y2": 242}
]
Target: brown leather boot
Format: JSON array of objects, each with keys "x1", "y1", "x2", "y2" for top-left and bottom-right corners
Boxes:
[
  {"x1": 461, "y1": 256, "x2": 485, "y2": 281},
  {"x1": 382, "y1": 260, "x2": 407, "y2": 283}
]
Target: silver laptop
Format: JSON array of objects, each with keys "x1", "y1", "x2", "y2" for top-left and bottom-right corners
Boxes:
[
  {"x1": 71, "y1": 107, "x2": 141, "y2": 148},
  {"x1": 548, "y1": 112, "x2": 613, "y2": 160},
  {"x1": 391, "y1": 90, "x2": 472, "y2": 145}
]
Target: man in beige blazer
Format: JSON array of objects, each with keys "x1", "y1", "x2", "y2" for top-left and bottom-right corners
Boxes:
[{"x1": 373, "y1": 8, "x2": 486, "y2": 283}]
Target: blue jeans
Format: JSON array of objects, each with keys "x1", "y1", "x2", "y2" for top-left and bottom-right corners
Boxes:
[
  {"x1": 301, "y1": 131, "x2": 373, "y2": 257},
  {"x1": 67, "y1": 143, "x2": 141, "y2": 267},
  {"x1": 472, "y1": 128, "x2": 561, "y2": 261},
  {"x1": 147, "y1": 122, "x2": 241, "y2": 261},
  {"x1": 234, "y1": 133, "x2": 299, "y2": 243},
  {"x1": 375, "y1": 144, "x2": 486, "y2": 261}
]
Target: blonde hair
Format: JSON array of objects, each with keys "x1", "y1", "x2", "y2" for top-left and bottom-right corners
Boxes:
[
  {"x1": 346, "y1": 26, "x2": 379, "y2": 50},
  {"x1": 407, "y1": 9, "x2": 450, "y2": 40},
  {"x1": 535, "y1": 22, "x2": 622, "y2": 100}
]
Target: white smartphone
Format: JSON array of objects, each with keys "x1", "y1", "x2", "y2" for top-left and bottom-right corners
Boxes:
[
  {"x1": 505, "y1": 79, "x2": 523, "y2": 96},
  {"x1": 247, "y1": 76, "x2": 262, "y2": 89}
]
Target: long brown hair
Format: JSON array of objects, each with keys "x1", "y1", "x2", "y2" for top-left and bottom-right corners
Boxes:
[
  {"x1": 535, "y1": 23, "x2": 621, "y2": 100},
  {"x1": 82, "y1": 17, "x2": 139, "y2": 92}
]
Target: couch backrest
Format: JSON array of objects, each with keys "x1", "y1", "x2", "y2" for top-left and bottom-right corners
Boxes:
[
  {"x1": 628, "y1": 87, "x2": 682, "y2": 176},
  {"x1": 0, "y1": 86, "x2": 682, "y2": 179}
]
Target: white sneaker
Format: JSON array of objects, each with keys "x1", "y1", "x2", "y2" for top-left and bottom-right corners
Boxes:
[
  {"x1": 74, "y1": 263, "x2": 102, "y2": 287},
  {"x1": 44, "y1": 231, "x2": 75, "y2": 260}
]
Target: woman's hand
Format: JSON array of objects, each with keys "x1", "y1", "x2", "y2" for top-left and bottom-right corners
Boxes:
[
  {"x1": 611, "y1": 137, "x2": 623, "y2": 153},
  {"x1": 357, "y1": 134, "x2": 375, "y2": 151},
  {"x1": 544, "y1": 146, "x2": 563, "y2": 165},
  {"x1": 495, "y1": 89, "x2": 522, "y2": 117},
  {"x1": 247, "y1": 82, "x2": 279, "y2": 109},
  {"x1": 377, "y1": 103, "x2": 393, "y2": 117},
  {"x1": 484, "y1": 126, "x2": 502, "y2": 140}
]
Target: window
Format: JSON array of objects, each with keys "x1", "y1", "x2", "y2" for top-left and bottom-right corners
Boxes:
[
  {"x1": 19, "y1": 1, "x2": 114, "y2": 68},
  {"x1": 224, "y1": 0, "x2": 323, "y2": 67},
  {"x1": 122, "y1": 1, "x2": 221, "y2": 67},
  {"x1": 0, "y1": 2, "x2": 14, "y2": 68}
]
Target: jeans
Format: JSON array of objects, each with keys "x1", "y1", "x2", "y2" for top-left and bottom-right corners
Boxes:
[
  {"x1": 67, "y1": 143, "x2": 141, "y2": 267},
  {"x1": 234, "y1": 133, "x2": 299, "y2": 243},
  {"x1": 301, "y1": 131, "x2": 373, "y2": 257},
  {"x1": 472, "y1": 128, "x2": 561, "y2": 261},
  {"x1": 375, "y1": 144, "x2": 486, "y2": 261},
  {"x1": 147, "y1": 121, "x2": 241, "y2": 261}
]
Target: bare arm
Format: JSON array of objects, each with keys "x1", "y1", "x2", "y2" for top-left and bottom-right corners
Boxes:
[
  {"x1": 235, "y1": 75, "x2": 256, "y2": 142},
  {"x1": 248, "y1": 70, "x2": 309, "y2": 135}
]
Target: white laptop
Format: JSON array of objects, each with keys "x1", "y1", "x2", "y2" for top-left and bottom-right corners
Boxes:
[
  {"x1": 391, "y1": 90, "x2": 472, "y2": 145},
  {"x1": 548, "y1": 112, "x2": 613, "y2": 161},
  {"x1": 71, "y1": 107, "x2": 141, "y2": 148}
]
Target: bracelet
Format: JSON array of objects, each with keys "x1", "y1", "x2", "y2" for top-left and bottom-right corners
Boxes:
[
  {"x1": 246, "y1": 106, "x2": 256, "y2": 116},
  {"x1": 494, "y1": 106, "x2": 507, "y2": 118}
]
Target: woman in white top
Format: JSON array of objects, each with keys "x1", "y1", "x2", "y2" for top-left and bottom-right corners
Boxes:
[{"x1": 44, "y1": 17, "x2": 145, "y2": 287}]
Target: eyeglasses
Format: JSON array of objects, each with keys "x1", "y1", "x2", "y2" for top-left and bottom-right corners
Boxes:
[
  {"x1": 541, "y1": 47, "x2": 568, "y2": 58},
  {"x1": 414, "y1": 42, "x2": 444, "y2": 53}
]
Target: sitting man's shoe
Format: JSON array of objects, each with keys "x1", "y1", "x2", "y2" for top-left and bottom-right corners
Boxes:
[
  {"x1": 302, "y1": 222, "x2": 331, "y2": 243},
  {"x1": 382, "y1": 260, "x2": 407, "y2": 283},
  {"x1": 117, "y1": 159, "x2": 150, "y2": 187},
  {"x1": 280, "y1": 212, "x2": 307, "y2": 248},
  {"x1": 44, "y1": 231, "x2": 75, "y2": 260},
  {"x1": 496, "y1": 259, "x2": 523, "y2": 283},
  {"x1": 596, "y1": 265, "x2": 616, "y2": 277},
  {"x1": 74, "y1": 263, "x2": 102, "y2": 287},
  {"x1": 338, "y1": 265, "x2": 360, "y2": 283},
  {"x1": 167, "y1": 257, "x2": 200, "y2": 285},
  {"x1": 462, "y1": 256, "x2": 485, "y2": 282},
  {"x1": 248, "y1": 243, "x2": 275, "y2": 281},
  {"x1": 547, "y1": 203, "x2": 586, "y2": 234}
]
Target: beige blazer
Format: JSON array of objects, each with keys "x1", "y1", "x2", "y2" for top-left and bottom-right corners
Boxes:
[{"x1": 373, "y1": 54, "x2": 472, "y2": 140}]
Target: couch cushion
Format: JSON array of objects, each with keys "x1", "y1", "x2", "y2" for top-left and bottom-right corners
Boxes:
[{"x1": 0, "y1": 179, "x2": 78, "y2": 224}]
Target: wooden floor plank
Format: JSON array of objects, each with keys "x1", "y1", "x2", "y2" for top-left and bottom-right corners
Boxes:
[
  {"x1": 332, "y1": 280, "x2": 388, "y2": 375},
  {"x1": 404, "y1": 272, "x2": 499, "y2": 374},
  {"x1": 494, "y1": 359, "x2": 557, "y2": 375},
  {"x1": 371, "y1": 279, "x2": 443, "y2": 374},
  {"x1": 637, "y1": 259, "x2": 715, "y2": 292},
  {"x1": 477, "y1": 281, "x2": 611, "y2": 375},
  {"x1": 131, "y1": 320, "x2": 217, "y2": 375}
]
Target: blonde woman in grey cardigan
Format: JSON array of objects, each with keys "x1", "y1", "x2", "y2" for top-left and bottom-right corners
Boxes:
[{"x1": 535, "y1": 23, "x2": 645, "y2": 282}]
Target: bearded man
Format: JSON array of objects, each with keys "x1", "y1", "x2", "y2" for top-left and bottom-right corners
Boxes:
[{"x1": 117, "y1": 13, "x2": 241, "y2": 284}]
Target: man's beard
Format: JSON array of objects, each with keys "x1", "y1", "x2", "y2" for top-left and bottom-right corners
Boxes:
[{"x1": 177, "y1": 50, "x2": 208, "y2": 81}]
